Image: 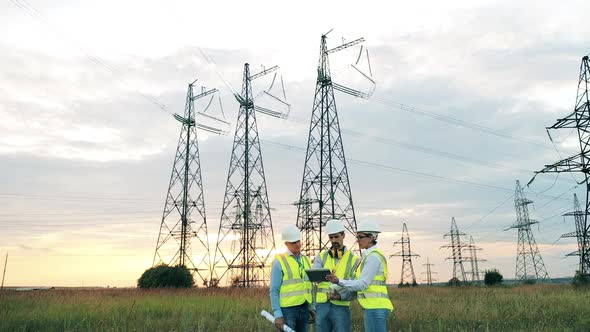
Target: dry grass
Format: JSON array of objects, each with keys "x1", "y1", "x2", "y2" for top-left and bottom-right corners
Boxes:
[{"x1": 0, "y1": 284, "x2": 588, "y2": 331}]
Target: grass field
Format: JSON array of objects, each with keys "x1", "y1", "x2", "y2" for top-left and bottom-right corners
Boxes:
[{"x1": 1, "y1": 284, "x2": 589, "y2": 331}]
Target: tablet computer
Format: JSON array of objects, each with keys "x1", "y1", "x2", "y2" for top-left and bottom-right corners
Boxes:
[{"x1": 305, "y1": 268, "x2": 331, "y2": 282}]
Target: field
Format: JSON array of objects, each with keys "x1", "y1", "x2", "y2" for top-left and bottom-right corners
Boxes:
[{"x1": 1, "y1": 284, "x2": 589, "y2": 331}]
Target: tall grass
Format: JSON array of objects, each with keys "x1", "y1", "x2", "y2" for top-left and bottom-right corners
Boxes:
[{"x1": 0, "y1": 284, "x2": 588, "y2": 331}]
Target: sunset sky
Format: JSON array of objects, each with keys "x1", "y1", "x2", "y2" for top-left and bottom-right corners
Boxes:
[{"x1": 1, "y1": 0, "x2": 590, "y2": 287}]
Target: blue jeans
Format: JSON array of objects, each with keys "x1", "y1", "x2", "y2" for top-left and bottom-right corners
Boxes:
[
  {"x1": 315, "y1": 302, "x2": 352, "y2": 332},
  {"x1": 282, "y1": 303, "x2": 309, "y2": 332},
  {"x1": 363, "y1": 308, "x2": 390, "y2": 332}
]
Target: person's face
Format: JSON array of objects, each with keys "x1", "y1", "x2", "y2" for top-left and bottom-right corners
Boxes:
[
  {"x1": 285, "y1": 240, "x2": 301, "y2": 255},
  {"x1": 356, "y1": 232, "x2": 373, "y2": 249},
  {"x1": 328, "y1": 232, "x2": 345, "y2": 248}
]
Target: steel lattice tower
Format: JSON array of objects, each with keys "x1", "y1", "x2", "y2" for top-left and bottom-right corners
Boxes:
[
  {"x1": 441, "y1": 217, "x2": 467, "y2": 282},
  {"x1": 421, "y1": 257, "x2": 437, "y2": 285},
  {"x1": 212, "y1": 64, "x2": 276, "y2": 287},
  {"x1": 390, "y1": 223, "x2": 420, "y2": 285},
  {"x1": 296, "y1": 34, "x2": 364, "y2": 256},
  {"x1": 505, "y1": 180, "x2": 549, "y2": 281},
  {"x1": 532, "y1": 56, "x2": 590, "y2": 276},
  {"x1": 464, "y1": 236, "x2": 486, "y2": 282},
  {"x1": 561, "y1": 194, "x2": 590, "y2": 274},
  {"x1": 153, "y1": 83, "x2": 215, "y2": 286}
]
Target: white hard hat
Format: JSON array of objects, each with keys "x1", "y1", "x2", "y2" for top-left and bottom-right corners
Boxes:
[
  {"x1": 356, "y1": 220, "x2": 381, "y2": 233},
  {"x1": 282, "y1": 225, "x2": 301, "y2": 242},
  {"x1": 326, "y1": 219, "x2": 345, "y2": 235}
]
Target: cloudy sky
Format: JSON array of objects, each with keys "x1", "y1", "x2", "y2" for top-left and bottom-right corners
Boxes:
[{"x1": 1, "y1": 0, "x2": 590, "y2": 287}]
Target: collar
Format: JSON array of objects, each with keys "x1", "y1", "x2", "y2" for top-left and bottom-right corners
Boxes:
[{"x1": 362, "y1": 245, "x2": 377, "y2": 258}]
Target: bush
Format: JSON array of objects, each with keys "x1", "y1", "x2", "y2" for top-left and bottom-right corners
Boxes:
[
  {"x1": 447, "y1": 277, "x2": 462, "y2": 287},
  {"x1": 573, "y1": 270, "x2": 590, "y2": 287},
  {"x1": 137, "y1": 264, "x2": 194, "y2": 288},
  {"x1": 484, "y1": 269, "x2": 503, "y2": 286}
]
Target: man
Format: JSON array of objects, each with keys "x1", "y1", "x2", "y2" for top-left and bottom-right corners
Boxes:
[
  {"x1": 312, "y1": 219, "x2": 360, "y2": 332},
  {"x1": 270, "y1": 224, "x2": 314, "y2": 332},
  {"x1": 326, "y1": 220, "x2": 394, "y2": 332}
]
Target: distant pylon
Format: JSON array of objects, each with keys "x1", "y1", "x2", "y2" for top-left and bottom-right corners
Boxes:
[
  {"x1": 296, "y1": 33, "x2": 370, "y2": 256},
  {"x1": 531, "y1": 55, "x2": 590, "y2": 276},
  {"x1": 441, "y1": 217, "x2": 467, "y2": 282},
  {"x1": 464, "y1": 236, "x2": 486, "y2": 282},
  {"x1": 504, "y1": 180, "x2": 549, "y2": 281},
  {"x1": 561, "y1": 194, "x2": 590, "y2": 274},
  {"x1": 212, "y1": 64, "x2": 277, "y2": 287},
  {"x1": 421, "y1": 257, "x2": 437, "y2": 285},
  {"x1": 390, "y1": 222, "x2": 420, "y2": 285},
  {"x1": 153, "y1": 82, "x2": 215, "y2": 286}
]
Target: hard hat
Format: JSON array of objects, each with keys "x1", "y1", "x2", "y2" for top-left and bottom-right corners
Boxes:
[
  {"x1": 282, "y1": 225, "x2": 301, "y2": 242},
  {"x1": 326, "y1": 219, "x2": 345, "y2": 235},
  {"x1": 356, "y1": 220, "x2": 381, "y2": 233}
]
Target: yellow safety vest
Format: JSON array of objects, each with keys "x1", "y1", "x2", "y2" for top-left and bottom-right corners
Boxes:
[
  {"x1": 356, "y1": 248, "x2": 394, "y2": 311},
  {"x1": 317, "y1": 249, "x2": 360, "y2": 306},
  {"x1": 276, "y1": 253, "x2": 312, "y2": 307}
]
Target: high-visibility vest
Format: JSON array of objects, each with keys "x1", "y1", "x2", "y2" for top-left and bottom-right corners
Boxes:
[
  {"x1": 317, "y1": 249, "x2": 360, "y2": 306},
  {"x1": 356, "y1": 248, "x2": 394, "y2": 311},
  {"x1": 276, "y1": 253, "x2": 312, "y2": 307}
]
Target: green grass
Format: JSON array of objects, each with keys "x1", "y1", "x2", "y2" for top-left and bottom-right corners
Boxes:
[{"x1": 0, "y1": 284, "x2": 588, "y2": 331}]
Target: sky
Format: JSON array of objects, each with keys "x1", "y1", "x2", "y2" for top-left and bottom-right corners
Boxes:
[{"x1": 1, "y1": 0, "x2": 590, "y2": 287}]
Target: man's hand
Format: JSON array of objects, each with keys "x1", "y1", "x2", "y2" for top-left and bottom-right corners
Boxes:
[
  {"x1": 329, "y1": 290, "x2": 341, "y2": 300},
  {"x1": 274, "y1": 317, "x2": 285, "y2": 331},
  {"x1": 326, "y1": 274, "x2": 339, "y2": 284},
  {"x1": 309, "y1": 309, "x2": 316, "y2": 324}
]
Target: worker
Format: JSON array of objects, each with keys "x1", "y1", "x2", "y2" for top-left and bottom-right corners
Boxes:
[
  {"x1": 270, "y1": 224, "x2": 314, "y2": 332},
  {"x1": 326, "y1": 220, "x2": 394, "y2": 332},
  {"x1": 312, "y1": 219, "x2": 360, "y2": 332}
]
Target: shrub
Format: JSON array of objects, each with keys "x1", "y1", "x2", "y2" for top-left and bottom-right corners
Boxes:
[
  {"x1": 447, "y1": 277, "x2": 461, "y2": 287},
  {"x1": 484, "y1": 269, "x2": 503, "y2": 286},
  {"x1": 573, "y1": 270, "x2": 590, "y2": 287},
  {"x1": 137, "y1": 264, "x2": 194, "y2": 288}
]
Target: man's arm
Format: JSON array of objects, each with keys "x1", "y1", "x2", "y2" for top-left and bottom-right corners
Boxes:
[
  {"x1": 337, "y1": 255, "x2": 380, "y2": 291},
  {"x1": 269, "y1": 259, "x2": 284, "y2": 318}
]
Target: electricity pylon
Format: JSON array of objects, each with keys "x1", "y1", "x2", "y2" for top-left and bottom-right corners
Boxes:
[
  {"x1": 505, "y1": 180, "x2": 549, "y2": 281},
  {"x1": 296, "y1": 32, "x2": 373, "y2": 256},
  {"x1": 464, "y1": 236, "x2": 486, "y2": 282},
  {"x1": 530, "y1": 56, "x2": 590, "y2": 277},
  {"x1": 390, "y1": 223, "x2": 420, "y2": 285},
  {"x1": 153, "y1": 82, "x2": 218, "y2": 286},
  {"x1": 212, "y1": 64, "x2": 280, "y2": 287},
  {"x1": 441, "y1": 217, "x2": 467, "y2": 283},
  {"x1": 421, "y1": 257, "x2": 437, "y2": 285},
  {"x1": 561, "y1": 194, "x2": 590, "y2": 275}
]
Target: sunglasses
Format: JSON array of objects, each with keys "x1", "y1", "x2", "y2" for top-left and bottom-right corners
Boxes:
[
  {"x1": 328, "y1": 233, "x2": 342, "y2": 239},
  {"x1": 356, "y1": 234, "x2": 370, "y2": 240}
]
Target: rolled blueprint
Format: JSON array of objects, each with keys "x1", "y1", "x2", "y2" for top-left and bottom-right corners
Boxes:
[{"x1": 260, "y1": 310, "x2": 296, "y2": 332}]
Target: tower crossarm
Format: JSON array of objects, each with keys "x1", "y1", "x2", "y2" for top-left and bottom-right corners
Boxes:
[
  {"x1": 191, "y1": 87, "x2": 218, "y2": 101},
  {"x1": 326, "y1": 37, "x2": 365, "y2": 55},
  {"x1": 505, "y1": 219, "x2": 539, "y2": 230},
  {"x1": 249, "y1": 66, "x2": 279, "y2": 80},
  {"x1": 535, "y1": 153, "x2": 585, "y2": 174}
]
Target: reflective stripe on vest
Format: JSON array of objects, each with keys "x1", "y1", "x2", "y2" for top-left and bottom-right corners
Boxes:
[
  {"x1": 356, "y1": 248, "x2": 394, "y2": 311},
  {"x1": 277, "y1": 253, "x2": 312, "y2": 307},
  {"x1": 316, "y1": 249, "x2": 360, "y2": 306}
]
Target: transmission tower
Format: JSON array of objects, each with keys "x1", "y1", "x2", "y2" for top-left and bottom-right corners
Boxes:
[
  {"x1": 421, "y1": 257, "x2": 437, "y2": 286},
  {"x1": 390, "y1": 222, "x2": 420, "y2": 285},
  {"x1": 296, "y1": 32, "x2": 373, "y2": 256},
  {"x1": 561, "y1": 193, "x2": 590, "y2": 274},
  {"x1": 212, "y1": 64, "x2": 281, "y2": 287},
  {"x1": 441, "y1": 217, "x2": 467, "y2": 282},
  {"x1": 153, "y1": 82, "x2": 218, "y2": 286},
  {"x1": 505, "y1": 180, "x2": 549, "y2": 281},
  {"x1": 464, "y1": 236, "x2": 486, "y2": 282},
  {"x1": 530, "y1": 56, "x2": 590, "y2": 277}
]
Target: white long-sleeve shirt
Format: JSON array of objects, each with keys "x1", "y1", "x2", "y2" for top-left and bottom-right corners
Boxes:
[{"x1": 338, "y1": 245, "x2": 384, "y2": 291}]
